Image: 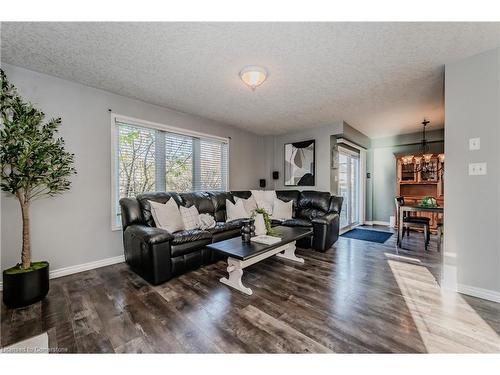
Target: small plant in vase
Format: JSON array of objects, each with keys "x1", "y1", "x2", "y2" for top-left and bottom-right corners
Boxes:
[
  {"x1": 420, "y1": 196, "x2": 438, "y2": 208},
  {"x1": 1, "y1": 69, "x2": 76, "y2": 308},
  {"x1": 252, "y1": 208, "x2": 278, "y2": 236}
]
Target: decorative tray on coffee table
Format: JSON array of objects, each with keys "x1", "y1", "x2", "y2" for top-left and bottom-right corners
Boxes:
[{"x1": 250, "y1": 235, "x2": 281, "y2": 245}]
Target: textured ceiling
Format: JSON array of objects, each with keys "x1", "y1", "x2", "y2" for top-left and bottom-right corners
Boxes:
[{"x1": 1, "y1": 22, "x2": 499, "y2": 137}]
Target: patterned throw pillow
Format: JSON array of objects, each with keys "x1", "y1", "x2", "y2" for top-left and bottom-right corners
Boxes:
[{"x1": 179, "y1": 205, "x2": 200, "y2": 230}]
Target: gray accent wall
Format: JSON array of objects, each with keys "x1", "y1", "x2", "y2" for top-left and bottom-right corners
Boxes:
[
  {"x1": 444, "y1": 48, "x2": 500, "y2": 295},
  {"x1": 0, "y1": 64, "x2": 267, "y2": 273}
]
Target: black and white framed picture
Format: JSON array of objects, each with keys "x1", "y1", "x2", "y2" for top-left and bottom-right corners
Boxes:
[{"x1": 284, "y1": 140, "x2": 315, "y2": 186}]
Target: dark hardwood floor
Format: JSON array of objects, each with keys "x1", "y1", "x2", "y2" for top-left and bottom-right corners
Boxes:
[{"x1": 2, "y1": 226, "x2": 500, "y2": 353}]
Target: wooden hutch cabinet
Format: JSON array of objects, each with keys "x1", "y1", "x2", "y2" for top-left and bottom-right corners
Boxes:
[{"x1": 396, "y1": 154, "x2": 444, "y2": 233}]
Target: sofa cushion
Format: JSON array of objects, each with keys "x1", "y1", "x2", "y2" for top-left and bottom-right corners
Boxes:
[
  {"x1": 297, "y1": 190, "x2": 331, "y2": 220},
  {"x1": 179, "y1": 192, "x2": 215, "y2": 216},
  {"x1": 231, "y1": 190, "x2": 252, "y2": 200},
  {"x1": 171, "y1": 229, "x2": 212, "y2": 245},
  {"x1": 281, "y1": 218, "x2": 313, "y2": 227},
  {"x1": 209, "y1": 222, "x2": 229, "y2": 234},
  {"x1": 209, "y1": 191, "x2": 235, "y2": 222},
  {"x1": 270, "y1": 219, "x2": 283, "y2": 227},
  {"x1": 171, "y1": 238, "x2": 213, "y2": 258},
  {"x1": 209, "y1": 219, "x2": 246, "y2": 234}
]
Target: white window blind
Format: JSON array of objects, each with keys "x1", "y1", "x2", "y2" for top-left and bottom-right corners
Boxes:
[
  {"x1": 112, "y1": 116, "x2": 229, "y2": 228},
  {"x1": 117, "y1": 123, "x2": 156, "y2": 199},
  {"x1": 195, "y1": 139, "x2": 228, "y2": 191},
  {"x1": 165, "y1": 133, "x2": 193, "y2": 192}
]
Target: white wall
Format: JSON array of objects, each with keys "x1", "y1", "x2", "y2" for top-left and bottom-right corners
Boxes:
[
  {"x1": 444, "y1": 48, "x2": 500, "y2": 300},
  {"x1": 1, "y1": 64, "x2": 267, "y2": 273},
  {"x1": 267, "y1": 121, "x2": 344, "y2": 192}
]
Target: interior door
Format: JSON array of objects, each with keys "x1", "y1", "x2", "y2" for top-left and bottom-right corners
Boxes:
[{"x1": 338, "y1": 146, "x2": 360, "y2": 230}]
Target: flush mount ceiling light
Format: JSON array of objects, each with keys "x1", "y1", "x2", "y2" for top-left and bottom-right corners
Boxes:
[{"x1": 239, "y1": 66, "x2": 268, "y2": 91}]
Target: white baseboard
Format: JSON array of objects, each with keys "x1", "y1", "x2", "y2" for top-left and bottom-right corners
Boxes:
[
  {"x1": 0, "y1": 255, "x2": 125, "y2": 292},
  {"x1": 457, "y1": 284, "x2": 500, "y2": 303},
  {"x1": 364, "y1": 220, "x2": 391, "y2": 226},
  {"x1": 49, "y1": 255, "x2": 125, "y2": 279}
]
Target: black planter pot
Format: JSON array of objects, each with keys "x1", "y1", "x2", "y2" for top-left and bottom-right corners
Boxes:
[{"x1": 2, "y1": 262, "x2": 49, "y2": 308}]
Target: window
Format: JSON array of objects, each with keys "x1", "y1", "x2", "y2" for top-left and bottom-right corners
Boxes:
[{"x1": 111, "y1": 114, "x2": 229, "y2": 229}]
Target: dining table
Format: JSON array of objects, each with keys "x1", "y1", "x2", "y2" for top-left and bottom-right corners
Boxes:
[{"x1": 397, "y1": 204, "x2": 444, "y2": 248}]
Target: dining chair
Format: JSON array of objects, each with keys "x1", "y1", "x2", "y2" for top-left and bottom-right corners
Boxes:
[
  {"x1": 436, "y1": 220, "x2": 443, "y2": 253},
  {"x1": 395, "y1": 196, "x2": 431, "y2": 250}
]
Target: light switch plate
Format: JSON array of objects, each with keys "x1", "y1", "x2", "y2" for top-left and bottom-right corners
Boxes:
[
  {"x1": 469, "y1": 137, "x2": 480, "y2": 150},
  {"x1": 468, "y1": 162, "x2": 487, "y2": 175}
]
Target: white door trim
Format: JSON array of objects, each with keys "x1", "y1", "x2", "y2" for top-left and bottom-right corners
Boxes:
[{"x1": 336, "y1": 138, "x2": 367, "y2": 226}]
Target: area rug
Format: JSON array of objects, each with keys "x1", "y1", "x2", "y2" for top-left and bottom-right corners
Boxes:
[{"x1": 341, "y1": 228, "x2": 393, "y2": 243}]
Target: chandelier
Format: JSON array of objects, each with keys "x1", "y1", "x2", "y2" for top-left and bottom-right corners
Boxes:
[{"x1": 402, "y1": 119, "x2": 444, "y2": 174}]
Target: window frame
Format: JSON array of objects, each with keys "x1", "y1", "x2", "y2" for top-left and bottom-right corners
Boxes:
[{"x1": 110, "y1": 113, "x2": 230, "y2": 231}]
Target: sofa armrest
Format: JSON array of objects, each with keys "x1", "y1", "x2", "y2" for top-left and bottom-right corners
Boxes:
[
  {"x1": 119, "y1": 197, "x2": 144, "y2": 229},
  {"x1": 124, "y1": 225, "x2": 173, "y2": 245},
  {"x1": 311, "y1": 212, "x2": 339, "y2": 226},
  {"x1": 122, "y1": 225, "x2": 174, "y2": 285},
  {"x1": 328, "y1": 196, "x2": 344, "y2": 215},
  {"x1": 311, "y1": 213, "x2": 340, "y2": 252}
]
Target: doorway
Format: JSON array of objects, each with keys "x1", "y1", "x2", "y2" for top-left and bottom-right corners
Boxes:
[{"x1": 338, "y1": 145, "x2": 361, "y2": 231}]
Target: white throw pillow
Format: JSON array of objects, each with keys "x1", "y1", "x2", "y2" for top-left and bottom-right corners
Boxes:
[
  {"x1": 226, "y1": 199, "x2": 249, "y2": 221},
  {"x1": 235, "y1": 195, "x2": 258, "y2": 216},
  {"x1": 251, "y1": 190, "x2": 277, "y2": 215},
  {"x1": 149, "y1": 199, "x2": 185, "y2": 233},
  {"x1": 272, "y1": 198, "x2": 293, "y2": 221},
  {"x1": 179, "y1": 205, "x2": 200, "y2": 230}
]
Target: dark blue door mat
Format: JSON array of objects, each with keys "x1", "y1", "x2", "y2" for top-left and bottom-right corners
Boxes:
[{"x1": 341, "y1": 228, "x2": 393, "y2": 243}]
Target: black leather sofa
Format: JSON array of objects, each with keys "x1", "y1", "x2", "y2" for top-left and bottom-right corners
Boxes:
[{"x1": 119, "y1": 190, "x2": 343, "y2": 285}]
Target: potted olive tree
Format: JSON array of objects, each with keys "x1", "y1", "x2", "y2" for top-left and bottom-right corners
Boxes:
[{"x1": 1, "y1": 69, "x2": 76, "y2": 308}]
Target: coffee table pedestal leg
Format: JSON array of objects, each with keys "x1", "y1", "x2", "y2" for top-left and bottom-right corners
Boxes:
[
  {"x1": 276, "y1": 243, "x2": 304, "y2": 263},
  {"x1": 220, "y1": 258, "x2": 253, "y2": 295},
  {"x1": 219, "y1": 241, "x2": 304, "y2": 295}
]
